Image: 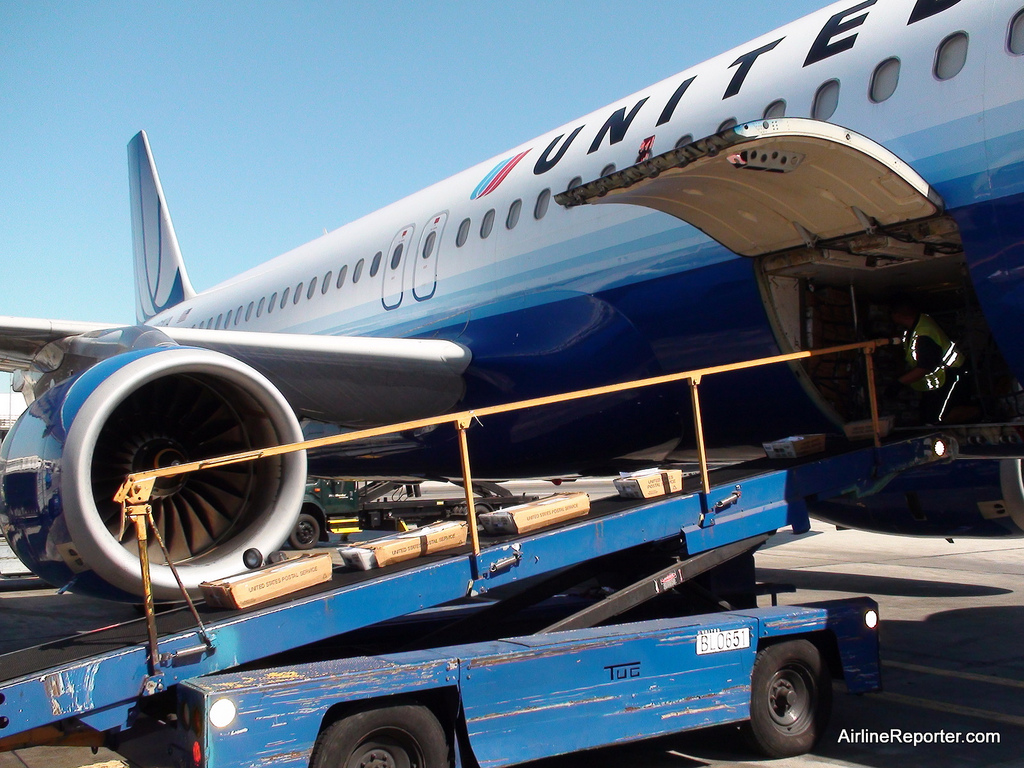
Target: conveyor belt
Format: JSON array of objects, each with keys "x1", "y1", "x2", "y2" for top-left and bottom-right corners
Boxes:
[
  {"x1": 0, "y1": 441, "x2": 893, "y2": 684},
  {"x1": 0, "y1": 491, "x2": 656, "y2": 684}
]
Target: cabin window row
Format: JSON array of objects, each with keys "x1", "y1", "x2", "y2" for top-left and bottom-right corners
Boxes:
[
  {"x1": 455, "y1": 187, "x2": 554, "y2": 248},
  {"x1": 195, "y1": 251, "x2": 387, "y2": 329},
  {"x1": 670, "y1": 16, "x2": 1015, "y2": 142}
]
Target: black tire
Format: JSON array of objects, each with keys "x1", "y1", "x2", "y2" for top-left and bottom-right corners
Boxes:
[
  {"x1": 311, "y1": 705, "x2": 448, "y2": 768},
  {"x1": 289, "y1": 513, "x2": 321, "y2": 550},
  {"x1": 743, "y1": 639, "x2": 832, "y2": 758}
]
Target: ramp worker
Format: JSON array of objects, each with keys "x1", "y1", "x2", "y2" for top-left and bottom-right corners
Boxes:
[{"x1": 888, "y1": 298, "x2": 975, "y2": 425}]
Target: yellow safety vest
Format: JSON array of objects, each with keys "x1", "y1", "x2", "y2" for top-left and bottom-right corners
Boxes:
[{"x1": 903, "y1": 314, "x2": 962, "y2": 391}]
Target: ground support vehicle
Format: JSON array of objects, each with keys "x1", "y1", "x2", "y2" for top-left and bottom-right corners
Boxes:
[
  {"x1": 0, "y1": 432, "x2": 949, "y2": 766},
  {"x1": 294, "y1": 478, "x2": 540, "y2": 549},
  {"x1": 180, "y1": 599, "x2": 877, "y2": 768},
  {"x1": 291, "y1": 478, "x2": 360, "y2": 549}
]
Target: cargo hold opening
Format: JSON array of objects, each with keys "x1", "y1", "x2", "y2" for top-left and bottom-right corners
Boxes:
[
  {"x1": 756, "y1": 213, "x2": 1021, "y2": 428},
  {"x1": 556, "y1": 118, "x2": 1024, "y2": 430}
]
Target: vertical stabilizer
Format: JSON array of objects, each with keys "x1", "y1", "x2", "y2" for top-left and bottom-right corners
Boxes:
[{"x1": 128, "y1": 131, "x2": 196, "y2": 322}]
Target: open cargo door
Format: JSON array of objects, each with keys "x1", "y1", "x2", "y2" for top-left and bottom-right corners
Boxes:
[
  {"x1": 558, "y1": 119, "x2": 1024, "y2": 428},
  {"x1": 556, "y1": 118, "x2": 944, "y2": 259}
]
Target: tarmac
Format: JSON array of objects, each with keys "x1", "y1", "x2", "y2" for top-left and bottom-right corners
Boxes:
[{"x1": 1, "y1": 492, "x2": 1022, "y2": 768}]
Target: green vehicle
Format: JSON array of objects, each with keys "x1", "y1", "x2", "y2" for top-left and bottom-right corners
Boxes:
[
  {"x1": 289, "y1": 477, "x2": 539, "y2": 549},
  {"x1": 289, "y1": 478, "x2": 360, "y2": 549}
]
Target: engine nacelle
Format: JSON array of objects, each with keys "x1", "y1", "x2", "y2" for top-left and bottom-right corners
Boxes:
[{"x1": 0, "y1": 345, "x2": 306, "y2": 600}]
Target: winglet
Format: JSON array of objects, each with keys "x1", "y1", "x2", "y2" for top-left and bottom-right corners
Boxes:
[{"x1": 128, "y1": 131, "x2": 195, "y2": 322}]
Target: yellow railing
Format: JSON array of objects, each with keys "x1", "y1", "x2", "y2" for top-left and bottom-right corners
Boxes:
[
  {"x1": 113, "y1": 337, "x2": 892, "y2": 667},
  {"x1": 115, "y1": 337, "x2": 893, "y2": 555}
]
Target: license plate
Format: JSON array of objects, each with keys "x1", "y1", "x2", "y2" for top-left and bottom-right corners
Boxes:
[{"x1": 695, "y1": 627, "x2": 751, "y2": 655}]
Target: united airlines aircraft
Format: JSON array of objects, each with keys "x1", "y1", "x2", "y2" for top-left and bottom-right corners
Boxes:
[{"x1": 2, "y1": 0, "x2": 1024, "y2": 599}]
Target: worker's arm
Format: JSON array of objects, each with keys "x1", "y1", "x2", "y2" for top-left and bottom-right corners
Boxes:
[{"x1": 899, "y1": 367, "x2": 928, "y2": 386}]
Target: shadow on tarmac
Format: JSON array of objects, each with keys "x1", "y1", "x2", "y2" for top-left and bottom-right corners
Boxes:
[{"x1": 756, "y1": 567, "x2": 1012, "y2": 598}]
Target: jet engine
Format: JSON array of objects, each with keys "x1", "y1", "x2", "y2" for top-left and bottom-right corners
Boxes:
[{"x1": 0, "y1": 329, "x2": 306, "y2": 600}]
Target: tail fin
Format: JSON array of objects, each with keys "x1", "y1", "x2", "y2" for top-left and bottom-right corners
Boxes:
[{"x1": 128, "y1": 131, "x2": 195, "y2": 323}]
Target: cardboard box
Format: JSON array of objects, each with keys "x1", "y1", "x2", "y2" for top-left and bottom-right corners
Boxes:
[
  {"x1": 340, "y1": 521, "x2": 468, "y2": 570},
  {"x1": 613, "y1": 468, "x2": 684, "y2": 499},
  {"x1": 478, "y1": 493, "x2": 590, "y2": 535},
  {"x1": 762, "y1": 433, "x2": 826, "y2": 459},
  {"x1": 417, "y1": 520, "x2": 469, "y2": 554},
  {"x1": 843, "y1": 416, "x2": 894, "y2": 440},
  {"x1": 200, "y1": 552, "x2": 333, "y2": 609}
]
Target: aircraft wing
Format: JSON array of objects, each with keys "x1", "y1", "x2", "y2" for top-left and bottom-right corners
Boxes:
[
  {"x1": 0, "y1": 316, "x2": 113, "y2": 371},
  {"x1": 0, "y1": 317, "x2": 471, "y2": 426},
  {"x1": 150, "y1": 327, "x2": 471, "y2": 426}
]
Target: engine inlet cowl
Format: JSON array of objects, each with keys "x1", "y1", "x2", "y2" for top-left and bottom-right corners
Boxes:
[{"x1": 0, "y1": 346, "x2": 306, "y2": 600}]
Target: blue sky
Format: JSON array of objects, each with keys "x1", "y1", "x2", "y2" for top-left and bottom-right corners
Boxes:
[{"x1": 0, "y1": 0, "x2": 829, "y2": 401}]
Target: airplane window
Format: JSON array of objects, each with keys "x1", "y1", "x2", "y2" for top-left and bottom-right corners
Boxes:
[
  {"x1": 336, "y1": 265, "x2": 348, "y2": 288},
  {"x1": 246, "y1": 302, "x2": 254, "y2": 321},
  {"x1": 256, "y1": 297, "x2": 265, "y2": 317},
  {"x1": 812, "y1": 79, "x2": 841, "y2": 121},
  {"x1": 481, "y1": 209, "x2": 495, "y2": 238},
  {"x1": 390, "y1": 243, "x2": 404, "y2": 270},
  {"x1": 322, "y1": 272, "x2": 332, "y2": 294},
  {"x1": 423, "y1": 231, "x2": 437, "y2": 259},
  {"x1": 369, "y1": 252, "x2": 382, "y2": 277},
  {"x1": 456, "y1": 218, "x2": 471, "y2": 247},
  {"x1": 216, "y1": 313, "x2": 223, "y2": 329},
  {"x1": 534, "y1": 188, "x2": 551, "y2": 220},
  {"x1": 763, "y1": 100, "x2": 786, "y2": 119},
  {"x1": 353, "y1": 258, "x2": 365, "y2": 283},
  {"x1": 718, "y1": 118, "x2": 738, "y2": 132},
  {"x1": 567, "y1": 176, "x2": 583, "y2": 191},
  {"x1": 280, "y1": 287, "x2": 290, "y2": 309},
  {"x1": 294, "y1": 283, "x2": 303, "y2": 304},
  {"x1": 225, "y1": 310, "x2": 233, "y2": 327},
  {"x1": 1011, "y1": 9, "x2": 1024, "y2": 54},
  {"x1": 268, "y1": 292, "x2": 277, "y2": 313},
  {"x1": 307, "y1": 277, "x2": 318, "y2": 300},
  {"x1": 506, "y1": 199, "x2": 522, "y2": 230},
  {"x1": 600, "y1": 164, "x2": 616, "y2": 177},
  {"x1": 235, "y1": 306, "x2": 243, "y2": 325},
  {"x1": 935, "y1": 32, "x2": 968, "y2": 80},
  {"x1": 870, "y1": 58, "x2": 901, "y2": 103},
  {"x1": 674, "y1": 134, "x2": 693, "y2": 149}
]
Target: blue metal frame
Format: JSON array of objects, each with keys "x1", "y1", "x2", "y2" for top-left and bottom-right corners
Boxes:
[
  {"x1": 177, "y1": 598, "x2": 878, "y2": 768},
  {"x1": 0, "y1": 436, "x2": 934, "y2": 741}
]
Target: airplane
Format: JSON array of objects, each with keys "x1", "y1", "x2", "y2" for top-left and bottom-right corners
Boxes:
[{"x1": 2, "y1": 0, "x2": 1024, "y2": 600}]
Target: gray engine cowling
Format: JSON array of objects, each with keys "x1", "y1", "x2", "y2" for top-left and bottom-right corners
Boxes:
[{"x1": 0, "y1": 337, "x2": 306, "y2": 600}]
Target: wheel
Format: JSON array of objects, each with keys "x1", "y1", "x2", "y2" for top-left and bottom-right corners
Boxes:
[
  {"x1": 311, "y1": 705, "x2": 448, "y2": 768},
  {"x1": 742, "y1": 639, "x2": 832, "y2": 758},
  {"x1": 289, "y1": 513, "x2": 321, "y2": 550}
]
